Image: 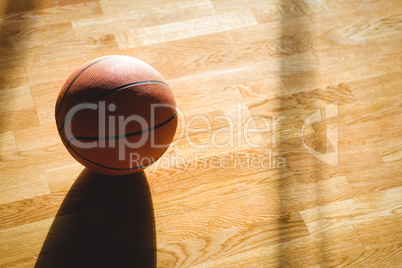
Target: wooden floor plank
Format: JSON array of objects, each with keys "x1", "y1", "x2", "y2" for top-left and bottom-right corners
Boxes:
[{"x1": 0, "y1": 0, "x2": 400, "y2": 266}]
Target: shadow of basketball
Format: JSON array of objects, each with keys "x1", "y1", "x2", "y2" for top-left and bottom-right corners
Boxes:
[{"x1": 35, "y1": 169, "x2": 156, "y2": 268}]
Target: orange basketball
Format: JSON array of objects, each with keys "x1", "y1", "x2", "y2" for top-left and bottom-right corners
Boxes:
[{"x1": 55, "y1": 55, "x2": 177, "y2": 175}]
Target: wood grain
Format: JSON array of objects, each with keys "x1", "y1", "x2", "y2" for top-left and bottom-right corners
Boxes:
[{"x1": 0, "y1": 0, "x2": 401, "y2": 267}]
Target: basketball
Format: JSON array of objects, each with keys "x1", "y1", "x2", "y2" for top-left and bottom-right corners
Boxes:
[{"x1": 55, "y1": 55, "x2": 177, "y2": 175}]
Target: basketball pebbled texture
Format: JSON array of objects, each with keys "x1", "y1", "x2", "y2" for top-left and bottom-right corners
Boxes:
[{"x1": 55, "y1": 55, "x2": 177, "y2": 175}]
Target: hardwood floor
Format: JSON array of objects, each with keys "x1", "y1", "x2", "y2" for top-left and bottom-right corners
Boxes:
[{"x1": 0, "y1": 0, "x2": 401, "y2": 267}]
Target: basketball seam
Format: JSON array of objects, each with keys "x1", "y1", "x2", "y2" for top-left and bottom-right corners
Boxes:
[
  {"x1": 67, "y1": 110, "x2": 177, "y2": 143},
  {"x1": 58, "y1": 80, "x2": 171, "y2": 132},
  {"x1": 55, "y1": 55, "x2": 115, "y2": 117},
  {"x1": 63, "y1": 114, "x2": 176, "y2": 170},
  {"x1": 87, "y1": 80, "x2": 170, "y2": 103}
]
